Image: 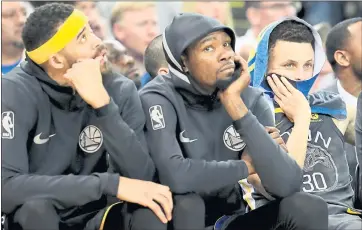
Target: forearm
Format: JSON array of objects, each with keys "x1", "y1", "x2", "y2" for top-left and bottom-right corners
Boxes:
[
  {"x1": 156, "y1": 157, "x2": 249, "y2": 194},
  {"x1": 2, "y1": 172, "x2": 119, "y2": 213},
  {"x1": 286, "y1": 119, "x2": 311, "y2": 168},
  {"x1": 234, "y1": 111, "x2": 302, "y2": 197},
  {"x1": 95, "y1": 99, "x2": 155, "y2": 181}
]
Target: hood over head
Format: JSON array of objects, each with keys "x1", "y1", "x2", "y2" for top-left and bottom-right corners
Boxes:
[
  {"x1": 163, "y1": 12, "x2": 237, "y2": 97},
  {"x1": 248, "y1": 17, "x2": 346, "y2": 119},
  {"x1": 248, "y1": 17, "x2": 325, "y2": 97}
]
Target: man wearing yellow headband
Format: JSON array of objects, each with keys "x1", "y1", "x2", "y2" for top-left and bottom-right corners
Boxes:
[{"x1": 1, "y1": 3, "x2": 171, "y2": 230}]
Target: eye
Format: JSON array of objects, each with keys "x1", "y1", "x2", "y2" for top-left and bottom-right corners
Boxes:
[
  {"x1": 80, "y1": 34, "x2": 87, "y2": 43},
  {"x1": 284, "y1": 63, "x2": 295, "y2": 69},
  {"x1": 224, "y1": 42, "x2": 231, "y2": 47},
  {"x1": 203, "y1": 46, "x2": 214, "y2": 52},
  {"x1": 304, "y1": 63, "x2": 313, "y2": 69}
]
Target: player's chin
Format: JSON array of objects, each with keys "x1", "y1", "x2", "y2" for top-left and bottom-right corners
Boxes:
[{"x1": 216, "y1": 72, "x2": 234, "y2": 81}]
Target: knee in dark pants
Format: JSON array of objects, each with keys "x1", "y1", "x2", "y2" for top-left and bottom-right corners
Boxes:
[
  {"x1": 129, "y1": 207, "x2": 167, "y2": 230},
  {"x1": 173, "y1": 194, "x2": 205, "y2": 230},
  {"x1": 278, "y1": 192, "x2": 328, "y2": 230},
  {"x1": 13, "y1": 200, "x2": 60, "y2": 230}
]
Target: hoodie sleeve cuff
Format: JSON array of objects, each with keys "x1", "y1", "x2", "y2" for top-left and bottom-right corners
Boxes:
[
  {"x1": 94, "y1": 97, "x2": 119, "y2": 117},
  {"x1": 104, "y1": 173, "x2": 120, "y2": 197},
  {"x1": 233, "y1": 111, "x2": 256, "y2": 133}
]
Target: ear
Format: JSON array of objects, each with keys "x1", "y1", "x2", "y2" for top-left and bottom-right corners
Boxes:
[
  {"x1": 180, "y1": 55, "x2": 189, "y2": 72},
  {"x1": 246, "y1": 8, "x2": 260, "y2": 26},
  {"x1": 112, "y1": 23, "x2": 126, "y2": 41},
  {"x1": 334, "y1": 50, "x2": 350, "y2": 68},
  {"x1": 47, "y1": 53, "x2": 65, "y2": 70},
  {"x1": 157, "y1": 67, "x2": 169, "y2": 76}
]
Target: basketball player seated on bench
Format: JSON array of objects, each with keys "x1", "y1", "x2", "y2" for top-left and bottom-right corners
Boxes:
[{"x1": 2, "y1": 3, "x2": 172, "y2": 230}]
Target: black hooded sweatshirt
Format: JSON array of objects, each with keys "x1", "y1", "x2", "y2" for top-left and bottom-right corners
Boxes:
[
  {"x1": 1, "y1": 59, "x2": 155, "y2": 214},
  {"x1": 139, "y1": 13, "x2": 302, "y2": 207}
]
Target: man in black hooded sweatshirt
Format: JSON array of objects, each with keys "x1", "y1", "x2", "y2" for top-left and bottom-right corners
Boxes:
[{"x1": 139, "y1": 13, "x2": 328, "y2": 230}]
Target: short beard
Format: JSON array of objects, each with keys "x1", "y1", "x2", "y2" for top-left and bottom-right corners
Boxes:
[
  {"x1": 101, "y1": 60, "x2": 113, "y2": 75},
  {"x1": 352, "y1": 63, "x2": 362, "y2": 81}
]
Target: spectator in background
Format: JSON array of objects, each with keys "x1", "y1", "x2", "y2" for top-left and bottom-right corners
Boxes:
[
  {"x1": 182, "y1": 2, "x2": 234, "y2": 29},
  {"x1": 74, "y1": 1, "x2": 107, "y2": 40},
  {"x1": 324, "y1": 18, "x2": 362, "y2": 189},
  {"x1": 111, "y1": 2, "x2": 159, "y2": 76},
  {"x1": 30, "y1": 1, "x2": 108, "y2": 40},
  {"x1": 236, "y1": 1, "x2": 298, "y2": 60},
  {"x1": 104, "y1": 39, "x2": 142, "y2": 89},
  {"x1": 1, "y1": 1, "x2": 27, "y2": 74},
  {"x1": 302, "y1": 1, "x2": 344, "y2": 27},
  {"x1": 142, "y1": 35, "x2": 169, "y2": 87}
]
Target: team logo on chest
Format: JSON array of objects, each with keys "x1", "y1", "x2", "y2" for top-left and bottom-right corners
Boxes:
[
  {"x1": 302, "y1": 143, "x2": 338, "y2": 193},
  {"x1": 79, "y1": 125, "x2": 103, "y2": 153},
  {"x1": 223, "y1": 125, "x2": 246, "y2": 151}
]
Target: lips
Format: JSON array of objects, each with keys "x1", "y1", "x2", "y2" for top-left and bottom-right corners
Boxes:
[{"x1": 220, "y1": 63, "x2": 235, "y2": 72}]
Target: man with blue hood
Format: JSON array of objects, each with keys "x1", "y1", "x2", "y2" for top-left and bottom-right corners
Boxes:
[
  {"x1": 247, "y1": 17, "x2": 361, "y2": 229},
  {"x1": 139, "y1": 13, "x2": 328, "y2": 230}
]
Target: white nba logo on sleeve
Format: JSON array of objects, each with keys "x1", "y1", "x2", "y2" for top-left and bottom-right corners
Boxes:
[
  {"x1": 2, "y1": 111, "x2": 15, "y2": 139},
  {"x1": 149, "y1": 105, "x2": 166, "y2": 130}
]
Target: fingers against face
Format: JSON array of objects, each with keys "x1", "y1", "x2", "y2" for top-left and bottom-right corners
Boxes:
[
  {"x1": 271, "y1": 74, "x2": 291, "y2": 97},
  {"x1": 280, "y1": 77, "x2": 297, "y2": 93}
]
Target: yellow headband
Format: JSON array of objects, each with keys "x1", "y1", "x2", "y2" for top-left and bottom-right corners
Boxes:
[{"x1": 26, "y1": 9, "x2": 88, "y2": 64}]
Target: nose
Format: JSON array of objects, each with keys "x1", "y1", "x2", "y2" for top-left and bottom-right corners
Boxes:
[
  {"x1": 147, "y1": 23, "x2": 158, "y2": 38},
  {"x1": 295, "y1": 67, "x2": 312, "y2": 81},
  {"x1": 92, "y1": 34, "x2": 102, "y2": 50},
  {"x1": 219, "y1": 48, "x2": 234, "y2": 63}
]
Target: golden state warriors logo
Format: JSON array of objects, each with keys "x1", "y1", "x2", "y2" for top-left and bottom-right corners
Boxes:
[
  {"x1": 79, "y1": 125, "x2": 103, "y2": 153},
  {"x1": 311, "y1": 113, "x2": 322, "y2": 122},
  {"x1": 303, "y1": 143, "x2": 338, "y2": 193},
  {"x1": 223, "y1": 125, "x2": 246, "y2": 151}
]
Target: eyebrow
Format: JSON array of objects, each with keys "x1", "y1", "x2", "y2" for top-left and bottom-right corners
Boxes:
[
  {"x1": 76, "y1": 27, "x2": 86, "y2": 40},
  {"x1": 282, "y1": 59, "x2": 313, "y2": 63},
  {"x1": 199, "y1": 36, "x2": 216, "y2": 45}
]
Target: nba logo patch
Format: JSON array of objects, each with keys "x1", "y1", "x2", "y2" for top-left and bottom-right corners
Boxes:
[
  {"x1": 2, "y1": 111, "x2": 14, "y2": 139},
  {"x1": 79, "y1": 125, "x2": 103, "y2": 153},
  {"x1": 149, "y1": 105, "x2": 165, "y2": 130},
  {"x1": 223, "y1": 125, "x2": 246, "y2": 151}
]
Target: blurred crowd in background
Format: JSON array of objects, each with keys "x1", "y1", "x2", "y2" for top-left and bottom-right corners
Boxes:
[{"x1": 2, "y1": 1, "x2": 362, "y2": 91}]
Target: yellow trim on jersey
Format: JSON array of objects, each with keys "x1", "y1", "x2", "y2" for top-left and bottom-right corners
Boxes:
[
  {"x1": 274, "y1": 108, "x2": 284, "y2": 114},
  {"x1": 239, "y1": 179, "x2": 256, "y2": 211},
  {"x1": 99, "y1": 202, "x2": 123, "y2": 230},
  {"x1": 346, "y1": 208, "x2": 362, "y2": 215},
  {"x1": 26, "y1": 9, "x2": 88, "y2": 64}
]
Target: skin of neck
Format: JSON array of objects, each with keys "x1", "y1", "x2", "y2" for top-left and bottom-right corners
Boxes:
[
  {"x1": 2, "y1": 43, "x2": 24, "y2": 65},
  {"x1": 337, "y1": 68, "x2": 362, "y2": 98}
]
